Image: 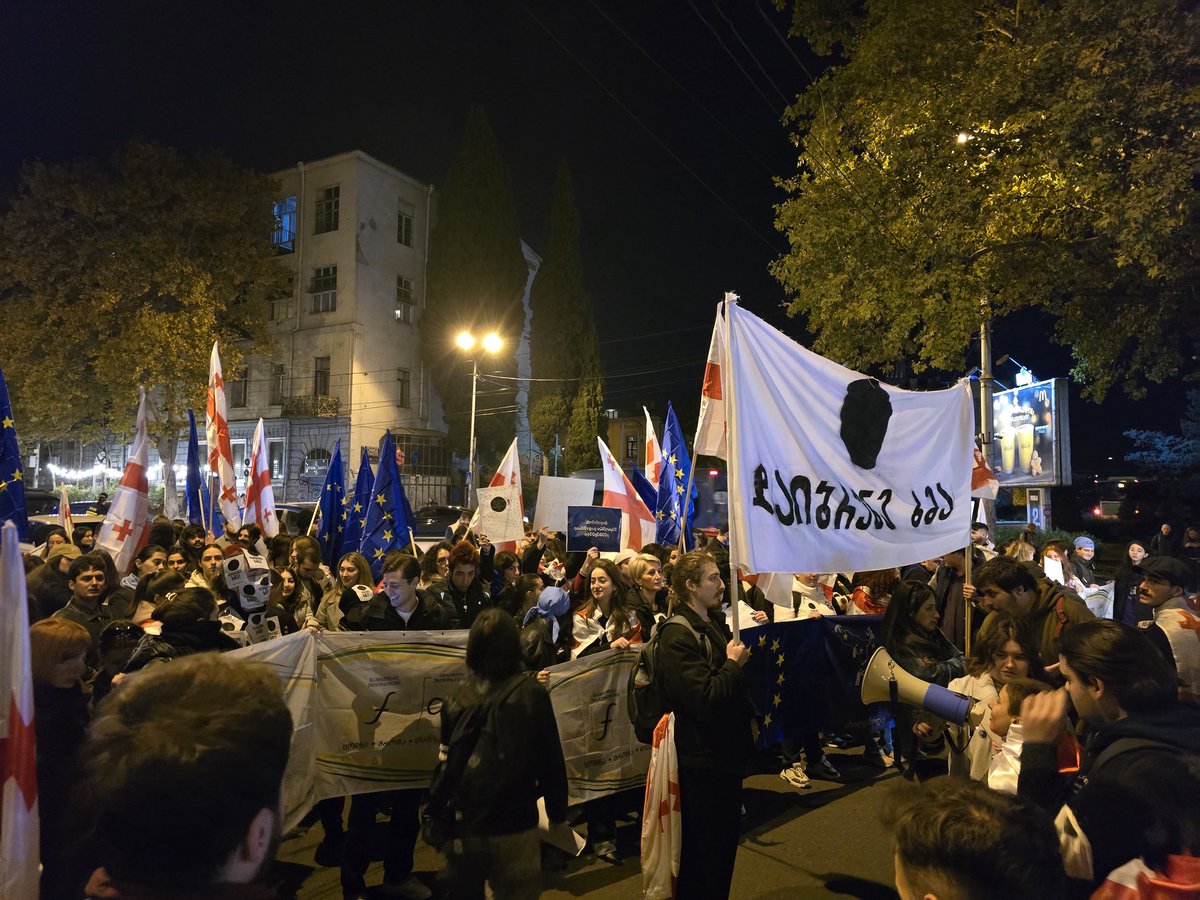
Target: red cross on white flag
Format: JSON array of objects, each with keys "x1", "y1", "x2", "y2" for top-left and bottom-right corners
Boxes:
[
  {"x1": 486, "y1": 437, "x2": 524, "y2": 552},
  {"x1": 0, "y1": 521, "x2": 39, "y2": 899},
  {"x1": 243, "y1": 418, "x2": 278, "y2": 538},
  {"x1": 97, "y1": 389, "x2": 150, "y2": 573},
  {"x1": 643, "y1": 406, "x2": 663, "y2": 484},
  {"x1": 206, "y1": 342, "x2": 242, "y2": 530},
  {"x1": 597, "y1": 435, "x2": 655, "y2": 551}
]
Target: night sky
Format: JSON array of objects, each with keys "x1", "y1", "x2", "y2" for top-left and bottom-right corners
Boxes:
[{"x1": 0, "y1": 0, "x2": 1183, "y2": 476}]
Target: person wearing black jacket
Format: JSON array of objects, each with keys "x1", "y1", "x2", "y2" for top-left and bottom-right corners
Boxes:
[
  {"x1": 426, "y1": 540, "x2": 490, "y2": 629},
  {"x1": 658, "y1": 550, "x2": 755, "y2": 900},
  {"x1": 1018, "y1": 620, "x2": 1200, "y2": 893},
  {"x1": 439, "y1": 608, "x2": 568, "y2": 899},
  {"x1": 341, "y1": 554, "x2": 447, "y2": 900}
]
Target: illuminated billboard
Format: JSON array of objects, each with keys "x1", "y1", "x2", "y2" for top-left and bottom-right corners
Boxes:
[{"x1": 990, "y1": 378, "x2": 1071, "y2": 487}]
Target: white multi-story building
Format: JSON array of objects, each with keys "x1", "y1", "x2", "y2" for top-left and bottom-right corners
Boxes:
[{"x1": 220, "y1": 150, "x2": 450, "y2": 507}]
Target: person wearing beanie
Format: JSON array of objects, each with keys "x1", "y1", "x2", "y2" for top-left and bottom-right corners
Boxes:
[
  {"x1": 27, "y1": 542, "x2": 83, "y2": 622},
  {"x1": 1072, "y1": 536, "x2": 1099, "y2": 588}
]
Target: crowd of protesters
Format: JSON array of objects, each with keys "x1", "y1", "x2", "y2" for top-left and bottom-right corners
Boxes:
[{"x1": 18, "y1": 509, "x2": 1200, "y2": 899}]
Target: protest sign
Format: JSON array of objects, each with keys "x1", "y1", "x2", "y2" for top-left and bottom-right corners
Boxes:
[
  {"x1": 476, "y1": 483, "x2": 525, "y2": 543},
  {"x1": 545, "y1": 649, "x2": 651, "y2": 805},
  {"x1": 534, "y1": 475, "x2": 596, "y2": 532},
  {"x1": 566, "y1": 506, "x2": 622, "y2": 552}
]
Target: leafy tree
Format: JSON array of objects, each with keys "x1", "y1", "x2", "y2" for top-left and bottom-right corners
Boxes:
[
  {"x1": 772, "y1": 0, "x2": 1198, "y2": 401},
  {"x1": 421, "y1": 108, "x2": 528, "y2": 460},
  {"x1": 529, "y1": 161, "x2": 605, "y2": 472},
  {"x1": 0, "y1": 139, "x2": 287, "y2": 516}
]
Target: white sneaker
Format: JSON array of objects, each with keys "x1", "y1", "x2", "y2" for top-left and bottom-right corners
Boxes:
[
  {"x1": 779, "y1": 763, "x2": 811, "y2": 790},
  {"x1": 380, "y1": 875, "x2": 433, "y2": 900}
]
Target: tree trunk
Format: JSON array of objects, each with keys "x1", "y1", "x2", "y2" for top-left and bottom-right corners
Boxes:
[{"x1": 159, "y1": 431, "x2": 180, "y2": 519}]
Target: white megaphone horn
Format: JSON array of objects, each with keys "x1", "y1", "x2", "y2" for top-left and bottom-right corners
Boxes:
[{"x1": 860, "y1": 647, "x2": 972, "y2": 724}]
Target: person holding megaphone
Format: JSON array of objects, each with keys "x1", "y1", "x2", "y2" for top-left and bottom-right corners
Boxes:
[{"x1": 880, "y1": 582, "x2": 966, "y2": 769}]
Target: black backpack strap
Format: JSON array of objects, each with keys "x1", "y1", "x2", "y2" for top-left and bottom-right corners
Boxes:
[
  {"x1": 1090, "y1": 737, "x2": 1183, "y2": 776},
  {"x1": 659, "y1": 614, "x2": 710, "y2": 659}
]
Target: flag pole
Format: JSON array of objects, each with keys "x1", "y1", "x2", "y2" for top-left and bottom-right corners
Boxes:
[
  {"x1": 197, "y1": 489, "x2": 207, "y2": 533},
  {"x1": 677, "y1": 456, "x2": 697, "y2": 557},
  {"x1": 208, "y1": 471, "x2": 216, "y2": 538},
  {"x1": 408, "y1": 527, "x2": 417, "y2": 554},
  {"x1": 306, "y1": 502, "x2": 321, "y2": 537},
  {"x1": 720, "y1": 297, "x2": 739, "y2": 643},
  {"x1": 963, "y1": 542, "x2": 974, "y2": 657}
]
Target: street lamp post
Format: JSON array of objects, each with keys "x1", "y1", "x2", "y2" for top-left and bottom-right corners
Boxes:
[{"x1": 456, "y1": 330, "x2": 503, "y2": 509}]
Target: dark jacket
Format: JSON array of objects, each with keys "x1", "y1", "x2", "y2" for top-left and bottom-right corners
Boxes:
[
  {"x1": 35, "y1": 684, "x2": 89, "y2": 838},
  {"x1": 520, "y1": 616, "x2": 561, "y2": 672},
  {"x1": 27, "y1": 562, "x2": 72, "y2": 622},
  {"x1": 427, "y1": 578, "x2": 490, "y2": 629},
  {"x1": 1149, "y1": 531, "x2": 1180, "y2": 558},
  {"x1": 658, "y1": 604, "x2": 755, "y2": 773},
  {"x1": 1019, "y1": 703, "x2": 1200, "y2": 890},
  {"x1": 886, "y1": 628, "x2": 966, "y2": 687},
  {"x1": 982, "y1": 572, "x2": 1092, "y2": 662},
  {"x1": 439, "y1": 673, "x2": 569, "y2": 836},
  {"x1": 123, "y1": 620, "x2": 239, "y2": 672},
  {"x1": 1113, "y1": 558, "x2": 1153, "y2": 626},
  {"x1": 1072, "y1": 553, "x2": 1098, "y2": 586},
  {"x1": 362, "y1": 591, "x2": 451, "y2": 631}
]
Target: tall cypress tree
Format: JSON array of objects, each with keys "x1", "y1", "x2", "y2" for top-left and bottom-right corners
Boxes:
[
  {"x1": 422, "y1": 107, "x2": 527, "y2": 459},
  {"x1": 528, "y1": 160, "x2": 604, "y2": 472}
]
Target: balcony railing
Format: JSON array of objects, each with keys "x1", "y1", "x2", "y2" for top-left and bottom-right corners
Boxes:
[{"x1": 281, "y1": 394, "x2": 340, "y2": 418}]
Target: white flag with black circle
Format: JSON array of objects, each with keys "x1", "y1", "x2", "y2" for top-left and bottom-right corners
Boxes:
[
  {"x1": 475, "y1": 483, "x2": 524, "y2": 544},
  {"x1": 722, "y1": 301, "x2": 974, "y2": 574}
]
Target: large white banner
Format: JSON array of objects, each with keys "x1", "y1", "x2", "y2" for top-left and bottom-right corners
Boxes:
[
  {"x1": 231, "y1": 632, "x2": 649, "y2": 824},
  {"x1": 545, "y1": 649, "x2": 650, "y2": 805},
  {"x1": 723, "y1": 301, "x2": 974, "y2": 573}
]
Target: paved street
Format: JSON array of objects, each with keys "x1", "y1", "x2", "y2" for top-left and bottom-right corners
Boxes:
[{"x1": 279, "y1": 747, "x2": 901, "y2": 899}]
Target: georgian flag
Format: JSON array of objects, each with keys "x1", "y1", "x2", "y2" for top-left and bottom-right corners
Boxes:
[
  {"x1": 243, "y1": 418, "x2": 278, "y2": 538},
  {"x1": 640, "y1": 713, "x2": 680, "y2": 900},
  {"x1": 597, "y1": 436, "x2": 655, "y2": 552},
  {"x1": 487, "y1": 438, "x2": 523, "y2": 552},
  {"x1": 693, "y1": 295, "x2": 732, "y2": 459},
  {"x1": 57, "y1": 483, "x2": 74, "y2": 542},
  {"x1": 96, "y1": 389, "x2": 150, "y2": 573},
  {"x1": 0, "y1": 521, "x2": 39, "y2": 899},
  {"x1": 206, "y1": 341, "x2": 241, "y2": 530},
  {"x1": 643, "y1": 406, "x2": 662, "y2": 484}
]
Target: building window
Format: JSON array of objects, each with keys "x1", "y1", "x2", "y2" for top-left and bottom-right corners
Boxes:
[
  {"x1": 271, "y1": 196, "x2": 296, "y2": 251},
  {"x1": 309, "y1": 265, "x2": 337, "y2": 313},
  {"x1": 395, "y1": 276, "x2": 416, "y2": 323},
  {"x1": 268, "y1": 439, "x2": 286, "y2": 481},
  {"x1": 229, "y1": 368, "x2": 247, "y2": 408},
  {"x1": 396, "y1": 368, "x2": 412, "y2": 409},
  {"x1": 313, "y1": 357, "x2": 331, "y2": 397},
  {"x1": 231, "y1": 441, "x2": 248, "y2": 485},
  {"x1": 270, "y1": 274, "x2": 294, "y2": 322},
  {"x1": 270, "y1": 364, "x2": 286, "y2": 405},
  {"x1": 397, "y1": 205, "x2": 414, "y2": 246},
  {"x1": 314, "y1": 185, "x2": 339, "y2": 234},
  {"x1": 625, "y1": 435, "x2": 637, "y2": 462},
  {"x1": 302, "y1": 447, "x2": 331, "y2": 478}
]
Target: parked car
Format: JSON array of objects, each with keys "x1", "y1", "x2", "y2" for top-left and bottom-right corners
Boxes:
[
  {"x1": 275, "y1": 502, "x2": 318, "y2": 537},
  {"x1": 413, "y1": 505, "x2": 464, "y2": 538},
  {"x1": 27, "y1": 513, "x2": 108, "y2": 548}
]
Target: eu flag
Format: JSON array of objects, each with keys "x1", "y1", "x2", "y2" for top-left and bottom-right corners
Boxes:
[
  {"x1": 314, "y1": 440, "x2": 346, "y2": 565},
  {"x1": 629, "y1": 466, "x2": 658, "y2": 514},
  {"x1": 341, "y1": 446, "x2": 373, "y2": 557},
  {"x1": 359, "y1": 431, "x2": 416, "y2": 579},
  {"x1": 0, "y1": 368, "x2": 27, "y2": 539},
  {"x1": 655, "y1": 402, "x2": 694, "y2": 549},
  {"x1": 186, "y1": 409, "x2": 222, "y2": 534}
]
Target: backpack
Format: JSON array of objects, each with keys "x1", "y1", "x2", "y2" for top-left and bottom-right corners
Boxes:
[
  {"x1": 627, "y1": 614, "x2": 708, "y2": 744},
  {"x1": 421, "y1": 674, "x2": 525, "y2": 849}
]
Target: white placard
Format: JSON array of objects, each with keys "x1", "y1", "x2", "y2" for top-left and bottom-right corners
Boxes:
[
  {"x1": 534, "y1": 476, "x2": 596, "y2": 532},
  {"x1": 476, "y1": 483, "x2": 525, "y2": 544}
]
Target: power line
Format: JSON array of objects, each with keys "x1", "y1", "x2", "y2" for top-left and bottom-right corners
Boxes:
[{"x1": 521, "y1": 3, "x2": 783, "y2": 255}]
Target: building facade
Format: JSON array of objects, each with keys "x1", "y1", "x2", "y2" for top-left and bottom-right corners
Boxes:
[{"x1": 217, "y1": 150, "x2": 450, "y2": 508}]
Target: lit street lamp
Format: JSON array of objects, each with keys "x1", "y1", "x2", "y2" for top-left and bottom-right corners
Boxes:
[{"x1": 456, "y1": 330, "x2": 503, "y2": 508}]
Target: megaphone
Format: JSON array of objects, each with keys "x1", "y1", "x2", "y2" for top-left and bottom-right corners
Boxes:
[{"x1": 860, "y1": 647, "x2": 972, "y2": 724}]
